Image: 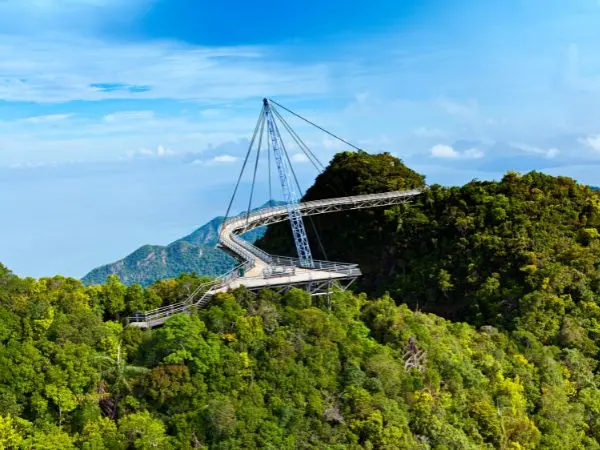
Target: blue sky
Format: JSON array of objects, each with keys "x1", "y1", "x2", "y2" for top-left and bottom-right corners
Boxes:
[{"x1": 1, "y1": 0, "x2": 600, "y2": 278}]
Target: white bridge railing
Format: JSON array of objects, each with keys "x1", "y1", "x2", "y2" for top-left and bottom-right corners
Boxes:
[
  {"x1": 218, "y1": 188, "x2": 423, "y2": 273},
  {"x1": 127, "y1": 188, "x2": 423, "y2": 327},
  {"x1": 127, "y1": 261, "x2": 251, "y2": 326},
  {"x1": 222, "y1": 189, "x2": 423, "y2": 234}
]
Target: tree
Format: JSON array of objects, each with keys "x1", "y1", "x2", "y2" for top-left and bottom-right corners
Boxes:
[
  {"x1": 119, "y1": 411, "x2": 170, "y2": 449},
  {"x1": 95, "y1": 341, "x2": 150, "y2": 419},
  {"x1": 0, "y1": 415, "x2": 26, "y2": 449},
  {"x1": 101, "y1": 275, "x2": 127, "y2": 320}
]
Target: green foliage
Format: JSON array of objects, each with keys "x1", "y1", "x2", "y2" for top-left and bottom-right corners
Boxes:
[
  {"x1": 257, "y1": 151, "x2": 426, "y2": 275},
  {"x1": 119, "y1": 411, "x2": 170, "y2": 449},
  {"x1": 261, "y1": 155, "x2": 600, "y2": 341},
  {"x1": 82, "y1": 242, "x2": 235, "y2": 288},
  {"x1": 3, "y1": 264, "x2": 600, "y2": 447},
  {"x1": 0, "y1": 415, "x2": 26, "y2": 448}
]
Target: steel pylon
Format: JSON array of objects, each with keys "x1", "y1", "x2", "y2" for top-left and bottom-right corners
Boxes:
[{"x1": 262, "y1": 98, "x2": 314, "y2": 268}]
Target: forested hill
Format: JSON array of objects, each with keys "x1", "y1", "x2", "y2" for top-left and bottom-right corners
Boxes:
[
  {"x1": 82, "y1": 202, "x2": 281, "y2": 287},
  {"x1": 258, "y1": 151, "x2": 600, "y2": 334},
  {"x1": 2, "y1": 263, "x2": 600, "y2": 448}
]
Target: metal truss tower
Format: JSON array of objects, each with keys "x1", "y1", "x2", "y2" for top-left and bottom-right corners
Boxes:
[{"x1": 262, "y1": 98, "x2": 315, "y2": 268}]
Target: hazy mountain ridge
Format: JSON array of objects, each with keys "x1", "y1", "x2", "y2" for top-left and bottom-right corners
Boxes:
[{"x1": 82, "y1": 201, "x2": 282, "y2": 286}]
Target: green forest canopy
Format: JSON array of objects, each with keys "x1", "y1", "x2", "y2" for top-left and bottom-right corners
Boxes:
[
  {"x1": 259, "y1": 152, "x2": 600, "y2": 334},
  {"x1": 2, "y1": 266, "x2": 600, "y2": 448}
]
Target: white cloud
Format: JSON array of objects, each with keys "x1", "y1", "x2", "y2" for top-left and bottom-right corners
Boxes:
[
  {"x1": 349, "y1": 135, "x2": 394, "y2": 154},
  {"x1": 431, "y1": 144, "x2": 459, "y2": 158},
  {"x1": 413, "y1": 126, "x2": 445, "y2": 139},
  {"x1": 157, "y1": 145, "x2": 174, "y2": 157},
  {"x1": 579, "y1": 134, "x2": 600, "y2": 152},
  {"x1": 437, "y1": 97, "x2": 480, "y2": 119},
  {"x1": 0, "y1": 35, "x2": 329, "y2": 104},
  {"x1": 0, "y1": 5, "x2": 596, "y2": 172},
  {"x1": 0, "y1": 108, "x2": 250, "y2": 166},
  {"x1": 4, "y1": 161, "x2": 57, "y2": 169},
  {"x1": 322, "y1": 137, "x2": 349, "y2": 151},
  {"x1": 199, "y1": 109, "x2": 222, "y2": 119},
  {"x1": 510, "y1": 142, "x2": 560, "y2": 159},
  {"x1": 192, "y1": 154, "x2": 239, "y2": 165},
  {"x1": 212, "y1": 154, "x2": 238, "y2": 164},
  {"x1": 291, "y1": 153, "x2": 310, "y2": 163},
  {"x1": 354, "y1": 92, "x2": 371, "y2": 106},
  {"x1": 103, "y1": 111, "x2": 155, "y2": 123},
  {"x1": 464, "y1": 148, "x2": 485, "y2": 159},
  {"x1": 126, "y1": 145, "x2": 176, "y2": 159},
  {"x1": 22, "y1": 114, "x2": 73, "y2": 123},
  {"x1": 431, "y1": 144, "x2": 484, "y2": 159}
]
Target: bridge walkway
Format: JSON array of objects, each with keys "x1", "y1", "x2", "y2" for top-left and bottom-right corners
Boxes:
[{"x1": 128, "y1": 189, "x2": 422, "y2": 328}]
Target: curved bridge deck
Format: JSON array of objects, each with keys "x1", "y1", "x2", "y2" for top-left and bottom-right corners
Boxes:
[{"x1": 129, "y1": 189, "x2": 422, "y2": 328}]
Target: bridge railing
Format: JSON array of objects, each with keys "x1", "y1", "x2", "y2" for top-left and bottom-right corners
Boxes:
[
  {"x1": 222, "y1": 204, "x2": 286, "y2": 228},
  {"x1": 127, "y1": 261, "x2": 253, "y2": 325},
  {"x1": 262, "y1": 265, "x2": 296, "y2": 277},
  {"x1": 219, "y1": 236, "x2": 258, "y2": 265},
  {"x1": 226, "y1": 265, "x2": 362, "y2": 288},
  {"x1": 128, "y1": 189, "x2": 424, "y2": 327},
  {"x1": 221, "y1": 188, "x2": 423, "y2": 228},
  {"x1": 218, "y1": 189, "x2": 424, "y2": 269},
  {"x1": 268, "y1": 254, "x2": 359, "y2": 270},
  {"x1": 127, "y1": 303, "x2": 190, "y2": 326},
  {"x1": 230, "y1": 235, "x2": 273, "y2": 264},
  {"x1": 127, "y1": 256, "x2": 362, "y2": 327},
  {"x1": 210, "y1": 260, "x2": 254, "y2": 286}
]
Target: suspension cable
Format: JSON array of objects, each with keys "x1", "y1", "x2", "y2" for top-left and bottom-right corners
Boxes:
[
  {"x1": 271, "y1": 106, "x2": 324, "y2": 172},
  {"x1": 268, "y1": 98, "x2": 365, "y2": 153},
  {"x1": 271, "y1": 102, "x2": 347, "y2": 200},
  {"x1": 246, "y1": 113, "x2": 265, "y2": 224},
  {"x1": 271, "y1": 105, "x2": 325, "y2": 169},
  {"x1": 306, "y1": 207, "x2": 329, "y2": 259},
  {"x1": 276, "y1": 117, "x2": 321, "y2": 172},
  {"x1": 271, "y1": 115, "x2": 329, "y2": 260},
  {"x1": 224, "y1": 109, "x2": 264, "y2": 222}
]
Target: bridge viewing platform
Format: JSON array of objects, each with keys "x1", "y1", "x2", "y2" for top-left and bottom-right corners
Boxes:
[{"x1": 128, "y1": 189, "x2": 423, "y2": 328}]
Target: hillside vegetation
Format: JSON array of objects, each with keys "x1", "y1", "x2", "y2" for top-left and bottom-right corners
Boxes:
[
  {"x1": 82, "y1": 205, "x2": 274, "y2": 287},
  {"x1": 82, "y1": 241, "x2": 233, "y2": 287},
  {"x1": 2, "y1": 265, "x2": 600, "y2": 448},
  {"x1": 259, "y1": 152, "x2": 600, "y2": 341}
]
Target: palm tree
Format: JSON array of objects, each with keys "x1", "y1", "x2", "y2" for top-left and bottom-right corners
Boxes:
[{"x1": 94, "y1": 341, "x2": 150, "y2": 419}]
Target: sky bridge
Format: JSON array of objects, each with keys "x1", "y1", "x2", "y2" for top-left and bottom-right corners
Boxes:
[{"x1": 129, "y1": 100, "x2": 423, "y2": 328}]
